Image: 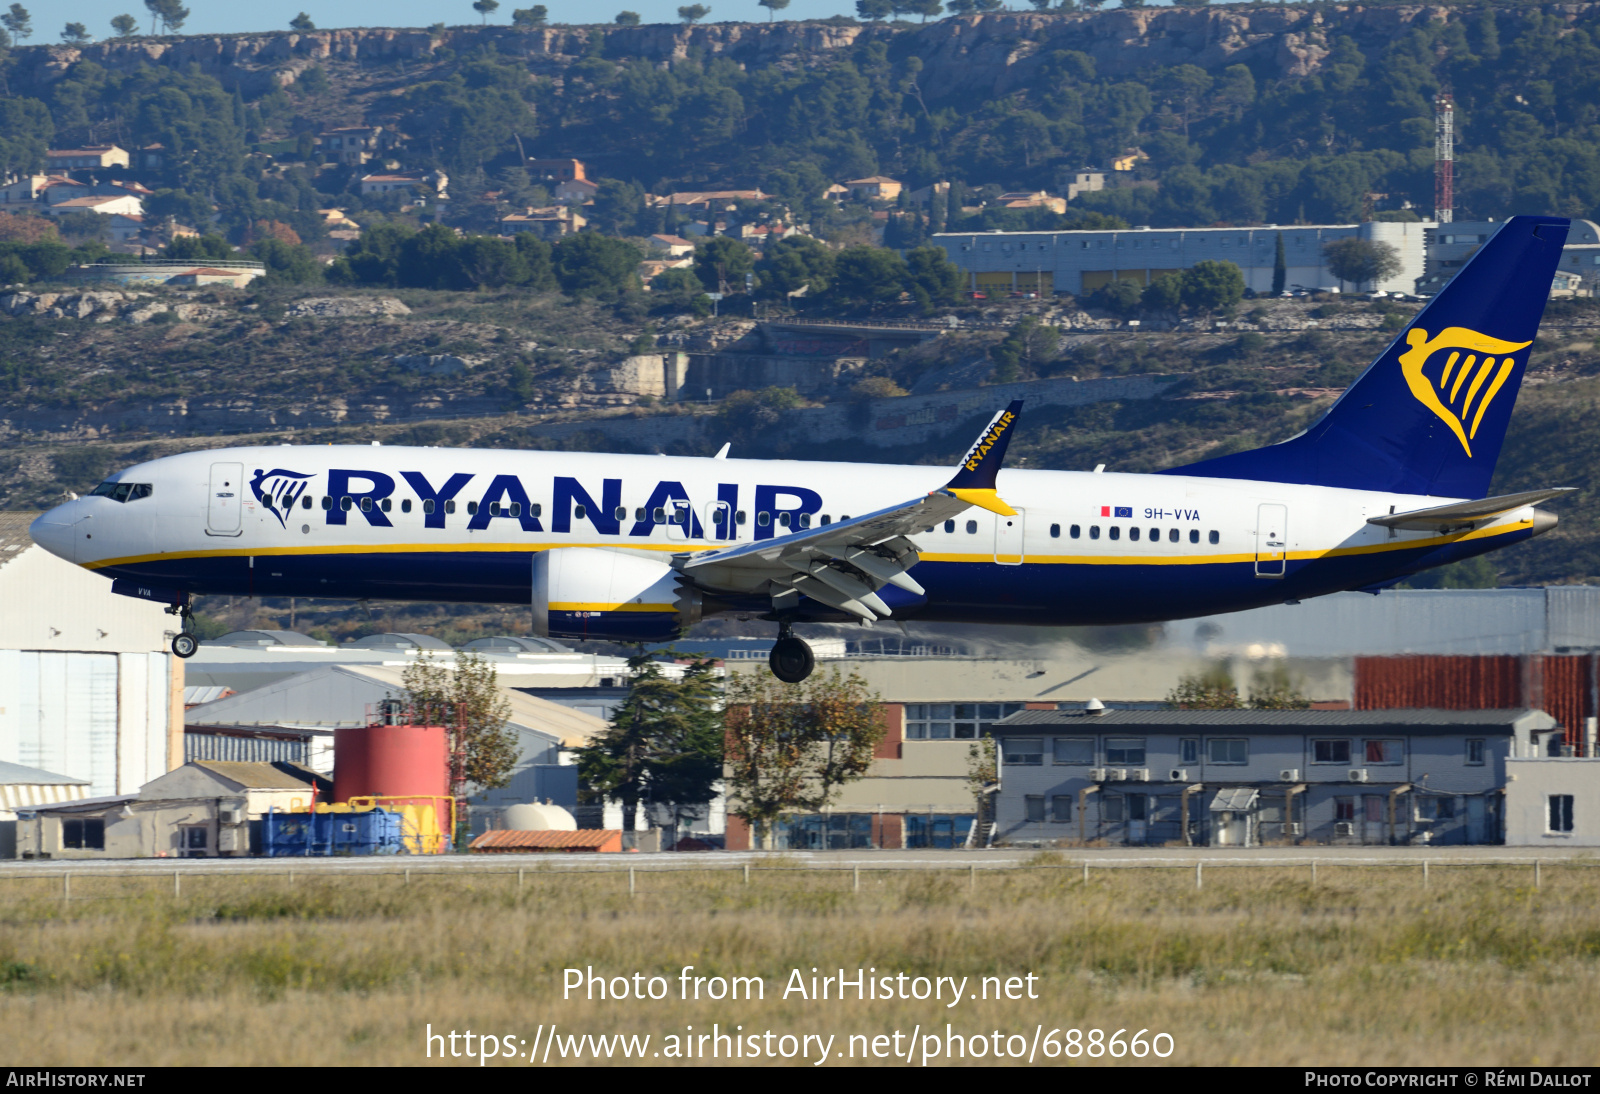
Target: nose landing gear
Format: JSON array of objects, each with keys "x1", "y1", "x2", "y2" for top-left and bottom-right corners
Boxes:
[
  {"x1": 768, "y1": 621, "x2": 814, "y2": 683},
  {"x1": 165, "y1": 595, "x2": 200, "y2": 659}
]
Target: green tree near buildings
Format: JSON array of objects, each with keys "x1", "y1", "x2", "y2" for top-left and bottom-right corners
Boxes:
[
  {"x1": 575, "y1": 653, "x2": 723, "y2": 834},
  {"x1": 1180, "y1": 259, "x2": 1245, "y2": 316},
  {"x1": 110, "y1": 13, "x2": 138, "y2": 35},
  {"x1": 693, "y1": 234, "x2": 755, "y2": 294},
  {"x1": 758, "y1": 0, "x2": 789, "y2": 19},
  {"x1": 723, "y1": 667, "x2": 885, "y2": 850},
  {"x1": 829, "y1": 244, "x2": 909, "y2": 308},
  {"x1": 678, "y1": 4, "x2": 710, "y2": 23},
  {"x1": 400, "y1": 651, "x2": 519, "y2": 803},
  {"x1": 756, "y1": 235, "x2": 835, "y2": 299},
  {"x1": 1323, "y1": 238, "x2": 1401, "y2": 292},
  {"x1": 1272, "y1": 232, "x2": 1287, "y2": 296},
  {"x1": 289, "y1": 12, "x2": 315, "y2": 30},
  {"x1": 552, "y1": 231, "x2": 641, "y2": 298},
  {"x1": 903, "y1": 245, "x2": 962, "y2": 310},
  {"x1": 1166, "y1": 663, "x2": 1309, "y2": 710}
]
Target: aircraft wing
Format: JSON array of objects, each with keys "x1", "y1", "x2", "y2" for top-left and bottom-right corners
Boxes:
[{"x1": 676, "y1": 400, "x2": 1023, "y2": 622}]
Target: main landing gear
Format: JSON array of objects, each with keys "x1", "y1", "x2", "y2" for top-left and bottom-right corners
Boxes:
[
  {"x1": 166, "y1": 595, "x2": 200, "y2": 659},
  {"x1": 768, "y1": 621, "x2": 814, "y2": 683}
]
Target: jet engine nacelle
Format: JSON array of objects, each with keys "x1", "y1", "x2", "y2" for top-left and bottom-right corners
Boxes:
[{"x1": 532, "y1": 547, "x2": 699, "y2": 642}]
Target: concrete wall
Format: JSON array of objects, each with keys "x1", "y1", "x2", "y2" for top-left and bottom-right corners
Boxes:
[{"x1": 1504, "y1": 758, "x2": 1600, "y2": 847}]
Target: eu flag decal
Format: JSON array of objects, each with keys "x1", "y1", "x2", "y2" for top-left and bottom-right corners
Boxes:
[{"x1": 1113, "y1": 506, "x2": 1132, "y2": 518}]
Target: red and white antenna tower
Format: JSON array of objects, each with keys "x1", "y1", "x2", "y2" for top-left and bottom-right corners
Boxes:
[{"x1": 1434, "y1": 91, "x2": 1455, "y2": 224}]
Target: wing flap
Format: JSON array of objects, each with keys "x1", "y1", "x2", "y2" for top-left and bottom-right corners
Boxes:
[{"x1": 676, "y1": 400, "x2": 1025, "y2": 617}]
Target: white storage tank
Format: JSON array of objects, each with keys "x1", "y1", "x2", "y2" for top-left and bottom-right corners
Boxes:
[{"x1": 502, "y1": 802, "x2": 577, "y2": 831}]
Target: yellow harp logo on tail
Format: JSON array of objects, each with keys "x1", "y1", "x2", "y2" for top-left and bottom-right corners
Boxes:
[{"x1": 1398, "y1": 326, "x2": 1532, "y2": 457}]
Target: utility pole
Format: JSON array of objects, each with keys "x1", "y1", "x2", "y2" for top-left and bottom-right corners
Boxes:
[{"x1": 1434, "y1": 92, "x2": 1454, "y2": 225}]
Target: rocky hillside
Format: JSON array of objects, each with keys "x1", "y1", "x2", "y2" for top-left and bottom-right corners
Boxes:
[{"x1": 16, "y1": 5, "x2": 1563, "y2": 101}]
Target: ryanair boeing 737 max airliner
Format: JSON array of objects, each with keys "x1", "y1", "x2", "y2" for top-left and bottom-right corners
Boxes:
[{"x1": 29, "y1": 216, "x2": 1577, "y2": 681}]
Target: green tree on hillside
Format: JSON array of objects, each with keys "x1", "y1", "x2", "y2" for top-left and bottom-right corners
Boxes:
[
  {"x1": 512, "y1": 6, "x2": 548, "y2": 25},
  {"x1": 758, "y1": 0, "x2": 789, "y2": 19},
  {"x1": 693, "y1": 235, "x2": 755, "y2": 294},
  {"x1": 110, "y1": 13, "x2": 138, "y2": 35},
  {"x1": 552, "y1": 232, "x2": 641, "y2": 298},
  {"x1": 289, "y1": 12, "x2": 314, "y2": 30},
  {"x1": 61, "y1": 22, "x2": 91, "y2": 44},
  {"x1": 0, "y1": 4, "x2": 30, "y2": 43},
  {"x1": 473, "y1": 0, "x2": 501, "y2": 23},
  {"x1": 615, "y1": 11, "x2": 641, "y2": 23},
  {"x1": 678, "y1": 4, "x2": 710, "y2": 22}
]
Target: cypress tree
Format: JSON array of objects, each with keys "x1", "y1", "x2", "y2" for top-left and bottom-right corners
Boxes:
[{"x1": 1272, "y1": 231, "x2": 1287, "y2": 295}]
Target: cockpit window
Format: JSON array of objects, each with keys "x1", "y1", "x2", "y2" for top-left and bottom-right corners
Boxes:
[{"x1": 88, "y1": 481, "x2": 152, "y2": 503}]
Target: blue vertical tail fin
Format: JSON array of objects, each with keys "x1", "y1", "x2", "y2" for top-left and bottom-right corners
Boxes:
[{"x1": 1164, "y1": 216, "x2": 1569, "y2": 498}]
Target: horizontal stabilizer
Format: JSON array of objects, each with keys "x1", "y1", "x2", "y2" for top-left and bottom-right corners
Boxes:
[{"x1": 1367, "y1": 488, "x2": 1576, "y2": 531}]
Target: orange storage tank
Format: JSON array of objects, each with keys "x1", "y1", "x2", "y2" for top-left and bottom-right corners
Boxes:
[{"x1": 334, "y1": 723, "x2": 450, "y2": 803}]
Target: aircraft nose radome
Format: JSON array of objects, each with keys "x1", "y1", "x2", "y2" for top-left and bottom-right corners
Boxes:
[
  {"x1": 1531, "y1": 508, "x2": 1559, "y2": 537},
  {"x1": 29, "y1": 509, "x2": 77, "y2": 563}
]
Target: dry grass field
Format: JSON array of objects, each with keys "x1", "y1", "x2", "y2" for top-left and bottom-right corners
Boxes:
[{"x1": 1, "y1": 859, "x2": 1598, "y2": 1067}]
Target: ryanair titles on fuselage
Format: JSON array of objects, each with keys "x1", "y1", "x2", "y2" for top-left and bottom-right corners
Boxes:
[{"x1": 249, "y1": 464, "x2": 824, "y2": 541}]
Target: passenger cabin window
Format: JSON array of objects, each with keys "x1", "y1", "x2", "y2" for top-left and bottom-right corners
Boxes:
[
  {"x1": 1089, "y1": 526, "x2": 1100, "y2": 540},
  {"x1": 966, "y1": 520, "x2": 978, "y2": 534},
  {"x1": 401, "y1": 499, "x2": 412, "y2": 513},
  {"x1": 466, "y1": 501, "x2": 478, "y2": 515},
  {"x1": 1108, "y1": 526, "x2": 1120, "y2": 541},
  {"x1": 444, "y1": 500, "x2": 456, "y2": 514},
  {"x1": 1070, "y1": 525, "x2": 1081, "y2": 539},
  {"x1": 945, "y1": 520, "x2": 956, "y2": 533},
  {"x1": 614, "y1": 506, "x2": 628, "y2": 521},
  {"x1": 1189, "y1": 529, "x2": 1198, "y2": 543},
  {"x1": 1209, "y1": 530, "x2": 1220, "y2": 544},
  {"x1": 1168, "y1": 528, "x2": 1179, "y2": 543},
  {"x1": 1130, "y1": 527, "x2": 1141, "y2": 542},
  {"x1": 736, "y1": 510, "x2": 747, "y2": 524},
  {"x1": 757, "y1": 512, "x2": 770, "y2": 526},
  {"x1": 1050, "y1": 523, "x2": 1061, "y2": 538}
]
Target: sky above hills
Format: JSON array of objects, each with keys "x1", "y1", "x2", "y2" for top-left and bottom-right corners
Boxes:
[
  {"x1": 41, "y1": 1, "x2": 901, "y2": 38},
  {"x1": 37, "y1": 0, "x2": 1170, "y2": 40}
]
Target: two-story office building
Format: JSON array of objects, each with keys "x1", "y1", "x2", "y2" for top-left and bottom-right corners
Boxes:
[{"x1": 988, "y1": 707, "x2": 1560, "y2": 847}]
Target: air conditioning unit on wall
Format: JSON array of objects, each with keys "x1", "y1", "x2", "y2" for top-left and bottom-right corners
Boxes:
[
  {"x1": 1348, "y1": 769, "x2": 1370, "y2": 783},
  {"x1": 1279, "y1": 768, "x2": 1300, "y2": 782},
  {"x1": 1130, "y1": 768, "x2": 1150, "y2": 782},
  {"x1": 1089, "y1": 768, "x2": 1107, "y2": 782},
  {"x1": 1106, "y1": 768, "x2": 1128, "y2": 781},
  {"x1": 1335, "y1": 821, "x2": 1355, "y2": 837},
  {"x1": 1168, "y1": 768, "x2": 1188, "y2": 782}
]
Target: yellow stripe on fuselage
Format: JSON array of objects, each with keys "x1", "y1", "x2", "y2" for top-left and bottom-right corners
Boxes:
[
  {"x1": 550, "y1": 602, "x2": 676, "y2": 613},
  {"x1": 81, "y1": 520, "x2": 1529, "y2": 572}
]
